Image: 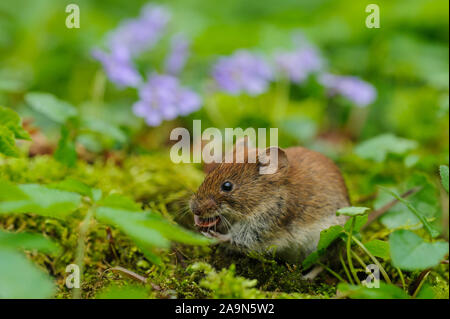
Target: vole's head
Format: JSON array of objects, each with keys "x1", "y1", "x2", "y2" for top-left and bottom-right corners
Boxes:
[{"x1": 190, "y1": 140, "x2": 288, "y2": 234}]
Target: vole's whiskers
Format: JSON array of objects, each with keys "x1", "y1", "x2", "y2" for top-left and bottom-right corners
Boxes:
[
  {"x1": 174, "y1": 205, "x2": 192, "y2": 219},
  {"x1": 220, "y1": 215, "x2": 232, "y2": 233}
]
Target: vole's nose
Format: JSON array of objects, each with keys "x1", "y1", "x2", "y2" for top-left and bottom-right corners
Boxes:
[
  {"x1": 191, "y1": 198, "x2": 217, "y2": 216},
  {"x1": 191, "y1": 202, "x2": 201, "y2": 216}
]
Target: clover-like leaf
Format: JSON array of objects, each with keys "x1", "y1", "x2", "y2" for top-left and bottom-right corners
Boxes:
[
  {"x1": 354, "y1": 134, "x2": 417, "y2": 162},
  {"x1": 389, "y1": 230, "x2": 448, "y2": 271},
  {"x1": 380, "y1": 187, "x2": 440, "y2": 238}
]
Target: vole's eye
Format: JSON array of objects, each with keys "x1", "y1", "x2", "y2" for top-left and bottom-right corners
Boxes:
[{"x1": 221, "y1": 181, "x2": 233, "y2": 192}]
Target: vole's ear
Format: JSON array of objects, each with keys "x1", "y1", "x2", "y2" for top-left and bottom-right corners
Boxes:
[{"x1": 257, "y1": 146, "x2": 288, "y2": 175}]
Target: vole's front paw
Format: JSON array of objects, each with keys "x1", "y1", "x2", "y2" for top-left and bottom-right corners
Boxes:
[
  {"x1": 301, "y1": 265, "x2": 324, "y2": 281},
  {"x1": 202, "y1": 230, "x2": 232, "y2": 243}
]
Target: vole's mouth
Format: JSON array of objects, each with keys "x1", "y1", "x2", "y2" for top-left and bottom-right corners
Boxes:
[{"x1": 194, "y1": 215, "x2": 221, "y2": 229}]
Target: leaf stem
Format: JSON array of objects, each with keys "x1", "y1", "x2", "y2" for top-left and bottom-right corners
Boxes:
[
  {"x1": 346, "y1": 218, "x2": 361, "y2": 284},
  {"x1": 339, "y1": 250, "x2": 354, "y2": 285},
  {"x1": 396, "y1": 267, "x2": 407, "y2": 291},
  {"x1": 318, "y1": 262, "x2": 347, "y2": 283},
  {"x1": 351, "y1": 250, "x2": 367, "y2": 270},
  {"x1": 412, "y1": 269, "x2": 431, "y2": 298},
  {"x1": 350, "y1": 234, "x2": 391, "y2": 284},
  {"x1": 72, "y1": 206, "x2": 95, "y2": 299}
]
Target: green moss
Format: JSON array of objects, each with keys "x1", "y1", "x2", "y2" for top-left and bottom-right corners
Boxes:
[{"x1": 0, "y1": 154, "x2": 448, "y2": 299}]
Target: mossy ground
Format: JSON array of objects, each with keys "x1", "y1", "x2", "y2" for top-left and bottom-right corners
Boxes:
[{"x1": 0, "y1": 154, "x2": 448, "y2": 299}]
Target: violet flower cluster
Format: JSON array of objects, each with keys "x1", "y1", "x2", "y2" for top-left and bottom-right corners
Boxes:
[
  {"x1": 133, "y1": 73, "x2": 201, "y2": 126},
  {"x1": 92, "y1": 5, "x2": 201, "y2": 126},
  {"x1": 107, "y1": 5, "x2": 170, "y2": 60},
  {"x1": 164, "y1": 34, "x2": 191, "y2": 76},
  {"x1": 94, "y1": 5, "x2": 377, "y2": 128},
  {"x1": 212, "y1": 35, "x2": 376, "y2": 107},
  {"x1": 274, "y1": 47, "x2": 323, "y2": 83},
  {"x1": 318, "y1": 74, "x2": 377, "y2": 107},
  {"x1": 92, "y1": 4, "x2": 170, "y2": 88},
  {"x1": 212, "y1": 50, "x2": 273, "y2": 96}
]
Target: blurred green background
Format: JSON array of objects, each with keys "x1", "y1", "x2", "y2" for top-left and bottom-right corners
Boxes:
[{"x1": 0, "y1": 0, "x2": 448, "y2": 152}]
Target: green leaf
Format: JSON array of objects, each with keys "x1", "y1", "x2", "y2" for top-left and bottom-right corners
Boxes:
[
  {"x1": 338, "y1": 282, "x2": 410, "y2": 299},
  {"x1": 0, "y1": 180, "x2": 28, "y2": 201},
  {"x1": 380, "y1": 187, "x2": 440, "y2": 238},
  {"x1": 354, "y1": 134, "x2": 417, "y2": 162},
  {"x1": 96, "y1": 284, "x2": 148, "y2": 299},
  {"x1": 337, "y1": 206, "x2": 370, "y2": 217},
  {"x1": 302, "y1": 225, "x2": 344, "y2": 269},
  {"x1": 0, "y1": 249, "x2": 55, "y2": 298},
  {"x1": 0, "y1": 126, "x2": 19, "y2": 157},
  {"x1": 97, "y1": 194, "x2": 142, "y2": 211},
  {"x1": 138, "y1": 213, "x2": 212, "y2": 246},
  {"x1": 440, "y1": 165, "x2": 449, "y2": 193},
  {"x1": 81, "y1": 118, "x2": 127, "y2": 143},
  {"x1": 389, "y1": 230, "x2": 449, "y2": 271},
  {"x1": 48, "y1": 178, "x2": 97, "y2": 200},
  {"x1": 54, "y1": 126, "x2": 77, "y2": 167},
  {"x1": 364, "y1": 240, "x2": 390, "y2": 260},
  {"x1": 378, "y1": 174, "x2": 439, "y2": 230},
  {"x1": 95, "y1": 206, "x2": 211, "y2": 250},
  {"x1": 415, "y1": 284, "x2": 436, "y2": 299},
  {"x1": 344, "y1": 214, "x2": 368, "y2": 233},
  {"x1": 0, "y1": 184, "x2": 81, "y2": 218},
  {"x1": 280, "y1": 118, "x2": 317, "y2": 142},
  {"x1": 0, "y1": 230, "x2": 60, "y2": 255},
  {"x1": 95, "y1": 207, "x2": 170, "y2": 249},
  {"x1": 0, "y1": 106, "x2": 31, "y2": 140},
  {"x1": 25, "y1": 92, "x2": 78, "y2": 124}
]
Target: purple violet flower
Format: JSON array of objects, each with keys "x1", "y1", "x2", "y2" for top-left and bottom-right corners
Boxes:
[
  {"x1": 274, "y1": 47, "x2": 323, "y2": 83},
  {"x1": 319, "y1": 74, "x2": 377, "y2": 107},
  {"x1": 212, "y1": 50, "x2": 273, "y2": 96},
  {"x1": 107, "y1": 5, "x2": 170, "y2": 59},
  {"x1": 164, "y1": 34, "x2": 190, "y2": 76},
  {"x1": 133, "y1": 73, "x2": 202, "y2": 126},
  {"x1": 91, "y1": 49, "x2": 142, "y2": 88},
  {"x1": 92, "y1": 5, "x2": 170, "y2": 89}
]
